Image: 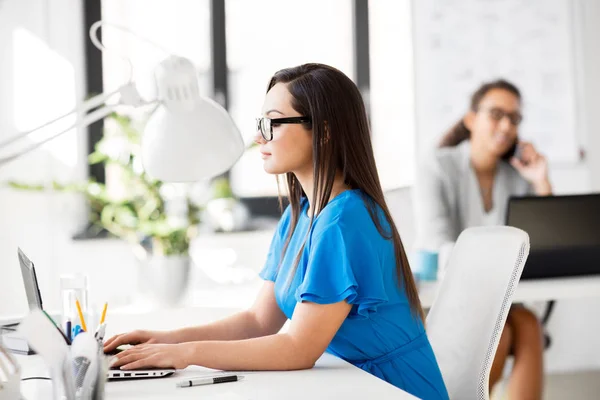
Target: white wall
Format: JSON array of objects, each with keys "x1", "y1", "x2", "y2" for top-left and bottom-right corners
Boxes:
[
  {"x1": 541, "y1": 0, "x2": 600, "y2": 374},
  {"x1": 579, "y1": 0, "x2": 600, "y2": 193}
]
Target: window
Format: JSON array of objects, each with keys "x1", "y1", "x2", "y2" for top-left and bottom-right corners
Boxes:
[
  {"x1": 100, "y1": 0, "x2": 212, "y2": 198},
  {"x1": 98, "y1": 0, "x2": 416, "y2": 202},
  {"x1": 101, "y1": 0, "x2": 211, "y2": 97},
  {"x1": 369, "y1": 0, "x2": 416, "y2": 189},
  {"x1": 226, "y1": 0, "x2": 355, "y2": 197}
]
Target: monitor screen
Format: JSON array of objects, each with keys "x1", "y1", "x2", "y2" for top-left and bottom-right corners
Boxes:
[
  {"x1": 506, "y1": 194, "x2": 600, "y2": 251},
  {"x1": 507, "y1": 194, "x2": 600, "y2": 279}
]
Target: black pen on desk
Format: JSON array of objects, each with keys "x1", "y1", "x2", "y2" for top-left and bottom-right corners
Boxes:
[{"x1": 176, "y1": 375, "x2": 244, "y2": 388}]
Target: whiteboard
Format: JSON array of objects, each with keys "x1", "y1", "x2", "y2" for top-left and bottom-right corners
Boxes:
[{"x1": 413, "y1": 0, "x2": 580, "y2": 163}]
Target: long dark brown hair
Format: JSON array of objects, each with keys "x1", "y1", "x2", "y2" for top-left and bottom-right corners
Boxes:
[
  {"x1": 268, "y1": 63, "x2": 424, "y2": 321},
  {"x1": 439, "y1": 79, "x2": 521, "y2": 148}
]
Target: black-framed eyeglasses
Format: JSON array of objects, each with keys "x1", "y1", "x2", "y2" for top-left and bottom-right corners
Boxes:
[
  {"x1": 478, "y1": 107, "x2": 523, "y2": 126},
  {"x1": 256, "y1": 116, "x2": 312, "y2": 141}
]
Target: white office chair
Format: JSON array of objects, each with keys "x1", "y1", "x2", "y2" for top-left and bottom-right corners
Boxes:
[{"x1": 426, "y1": 226, "x2": 530, "y2": 400}]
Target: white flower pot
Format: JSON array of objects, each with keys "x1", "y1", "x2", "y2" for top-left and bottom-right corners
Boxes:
[
  {"x1": 205, "y1": 197, "x2": 249, "y2": 232},
  {"x1": 137, "y1": 255, "x2": 191, "y2": 307}
]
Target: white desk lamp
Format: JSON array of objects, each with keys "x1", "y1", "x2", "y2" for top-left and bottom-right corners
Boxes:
[
  {"x1": 0, "y1": 21, "x2": 245, "y2": 182},
  {"x1": 0, "y1": 21, "x2": 246, "y2": 399}
]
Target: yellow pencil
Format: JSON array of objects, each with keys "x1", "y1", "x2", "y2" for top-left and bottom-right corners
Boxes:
[
  {"x1": 76, "y1": 299, "x2": 88, "y2": 332},
  {"x1": 100, "y1": 302, "x2": 108, "y2": 324}
]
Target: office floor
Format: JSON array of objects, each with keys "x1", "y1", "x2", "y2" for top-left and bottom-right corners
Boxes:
[{"x1": 492, "y1": 371, "x2": 600, "y2": 399}]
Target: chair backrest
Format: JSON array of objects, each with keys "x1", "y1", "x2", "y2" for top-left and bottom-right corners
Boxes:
[
  {"x1": 426, "y1": 226, "x2": 530, "y2": 400},
  {"x1": 384, "y1": 187, "x2": 416, "y2": 251}
]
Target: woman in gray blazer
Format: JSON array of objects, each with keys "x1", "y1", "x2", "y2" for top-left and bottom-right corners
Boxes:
[{"x1": 415, "y1": 79, "x2": 552, "y2": 399}]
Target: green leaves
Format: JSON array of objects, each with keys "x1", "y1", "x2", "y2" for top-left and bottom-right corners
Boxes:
[
  {"x1": 6, "y1": 181, "x2": 45, "y2": 191},
  {"x1": 6, "y1": 112, "x2": 204, "y2": 257},
  {"x1": 88, "y1": 150, "x2": 109, "y2": 165},
  {"x1": 211, "y1": 177, "x2": 234, "y2": 199}
]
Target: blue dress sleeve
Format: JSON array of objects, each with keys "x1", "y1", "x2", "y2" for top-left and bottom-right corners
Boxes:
[
  {"x1": 258, "y1": 206, "x2": 291, "y2": 282},
  {"x1": 295, "y1": 223, "x2": 389, "y2": 319}
]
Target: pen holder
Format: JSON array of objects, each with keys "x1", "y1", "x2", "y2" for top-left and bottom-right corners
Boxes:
[
  {"x1": 55, "y1": 333, "x2": 107, "y2": 400},
  {"x1": 91, "y1": 346, "x2": 108, "y2": 400},
  {"x1": 17, "y1": 310, "x2": 107, "y2": 400}
]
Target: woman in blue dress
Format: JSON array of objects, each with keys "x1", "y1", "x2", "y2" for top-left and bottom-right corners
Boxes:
[{"x1": 105, "y1": 63, "x2": 448, "y2": 399}]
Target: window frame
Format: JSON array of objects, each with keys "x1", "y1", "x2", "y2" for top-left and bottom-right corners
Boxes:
[{"x1": 85, "y1": 0, "x2": 372, "y2": 226}]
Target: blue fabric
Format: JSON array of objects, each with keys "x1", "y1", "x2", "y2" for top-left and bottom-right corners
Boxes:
[{"x1": 259, "y1": 190, "x2": 449, "y2": 399}]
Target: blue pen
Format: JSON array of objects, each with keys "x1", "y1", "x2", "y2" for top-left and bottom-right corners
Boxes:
[{"x1": 72, "y1": 324, "x2": 82, "y2": 339}]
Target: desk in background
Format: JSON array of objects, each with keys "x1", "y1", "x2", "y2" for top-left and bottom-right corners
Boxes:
[{"x1": 418, "y1": 275, "x2": 600, "y2": 309}]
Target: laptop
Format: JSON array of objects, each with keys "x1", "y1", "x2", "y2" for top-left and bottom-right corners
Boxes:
[
  {"x1": 506, "y1": 194, "x2": 600, "y2": 280},
  {"x1": 107, "y1": 365, "x2": 174, "y2": 380},
  {"x1": 16, "y1": 248, "x2": 175, "y2": 379},
  {"x1": 105, "y1": 346, "x2": 174, "y2": 380},
  {"x1": 0, "y1": 249, "x2": 47, "y2": 355}
]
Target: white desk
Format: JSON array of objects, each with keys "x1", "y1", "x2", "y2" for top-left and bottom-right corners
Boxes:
[
  {"x1": 16, "y1": 307, "x2": 417, "y2": 400},
  {"x1": 418, "y1": 275, "x2": 600, "y2": 309}
]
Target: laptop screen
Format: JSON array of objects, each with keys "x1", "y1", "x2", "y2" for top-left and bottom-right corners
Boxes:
[
  {"x1": 506, "y1": 194, "x2": 600, "y2": 279},
  {"x1": 17, "y1": 248, "x2": 43, "y2": 310},
  {"x1": 506, "y1": 194, "x2": 600, "y2": 251}
]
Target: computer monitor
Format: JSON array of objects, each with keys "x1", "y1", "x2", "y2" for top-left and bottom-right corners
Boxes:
[
  {"x1": 506, "y1": 194, "x2": 600, "y2": 280},
  {"x1": 17, "y1": 248, "x2": 43, "y2": 310}
]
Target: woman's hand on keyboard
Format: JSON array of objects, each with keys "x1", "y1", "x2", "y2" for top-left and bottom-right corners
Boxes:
[{"x1": 103, "y1": 329, "x2": 174, "y2": 354}]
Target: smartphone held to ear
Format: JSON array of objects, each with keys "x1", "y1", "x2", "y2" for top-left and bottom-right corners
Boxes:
[{"x1": 502, "y1": 140, "x2": 524, "y2": 162}]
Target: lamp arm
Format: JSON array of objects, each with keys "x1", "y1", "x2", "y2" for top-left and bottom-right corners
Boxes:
[
  {"x1": 0, "y1": 104, "x2": 116, "y2": 168},
  {"x1": 0, "y1": 82, "x2": 152, "y2": 169},
  {"x1": 0, "y1": 87, "x2": 123, "y2": 151}
]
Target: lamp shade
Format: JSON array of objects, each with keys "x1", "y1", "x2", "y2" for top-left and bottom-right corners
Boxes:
[{"x1": 141, "y1": 56, "x2": 244, "y2": 182}]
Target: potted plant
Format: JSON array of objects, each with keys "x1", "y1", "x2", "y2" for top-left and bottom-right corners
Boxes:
[
  {"x1": 7, "y1": 112, "x2": 204, "y2": 306},
  {"x1": 204, "y1": 176, "x2": 249, "y2": 233}
]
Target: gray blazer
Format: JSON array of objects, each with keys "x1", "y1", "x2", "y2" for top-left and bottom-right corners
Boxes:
[{"x1": 414, "y1": 140, "x2": 532, "y2": 251}]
